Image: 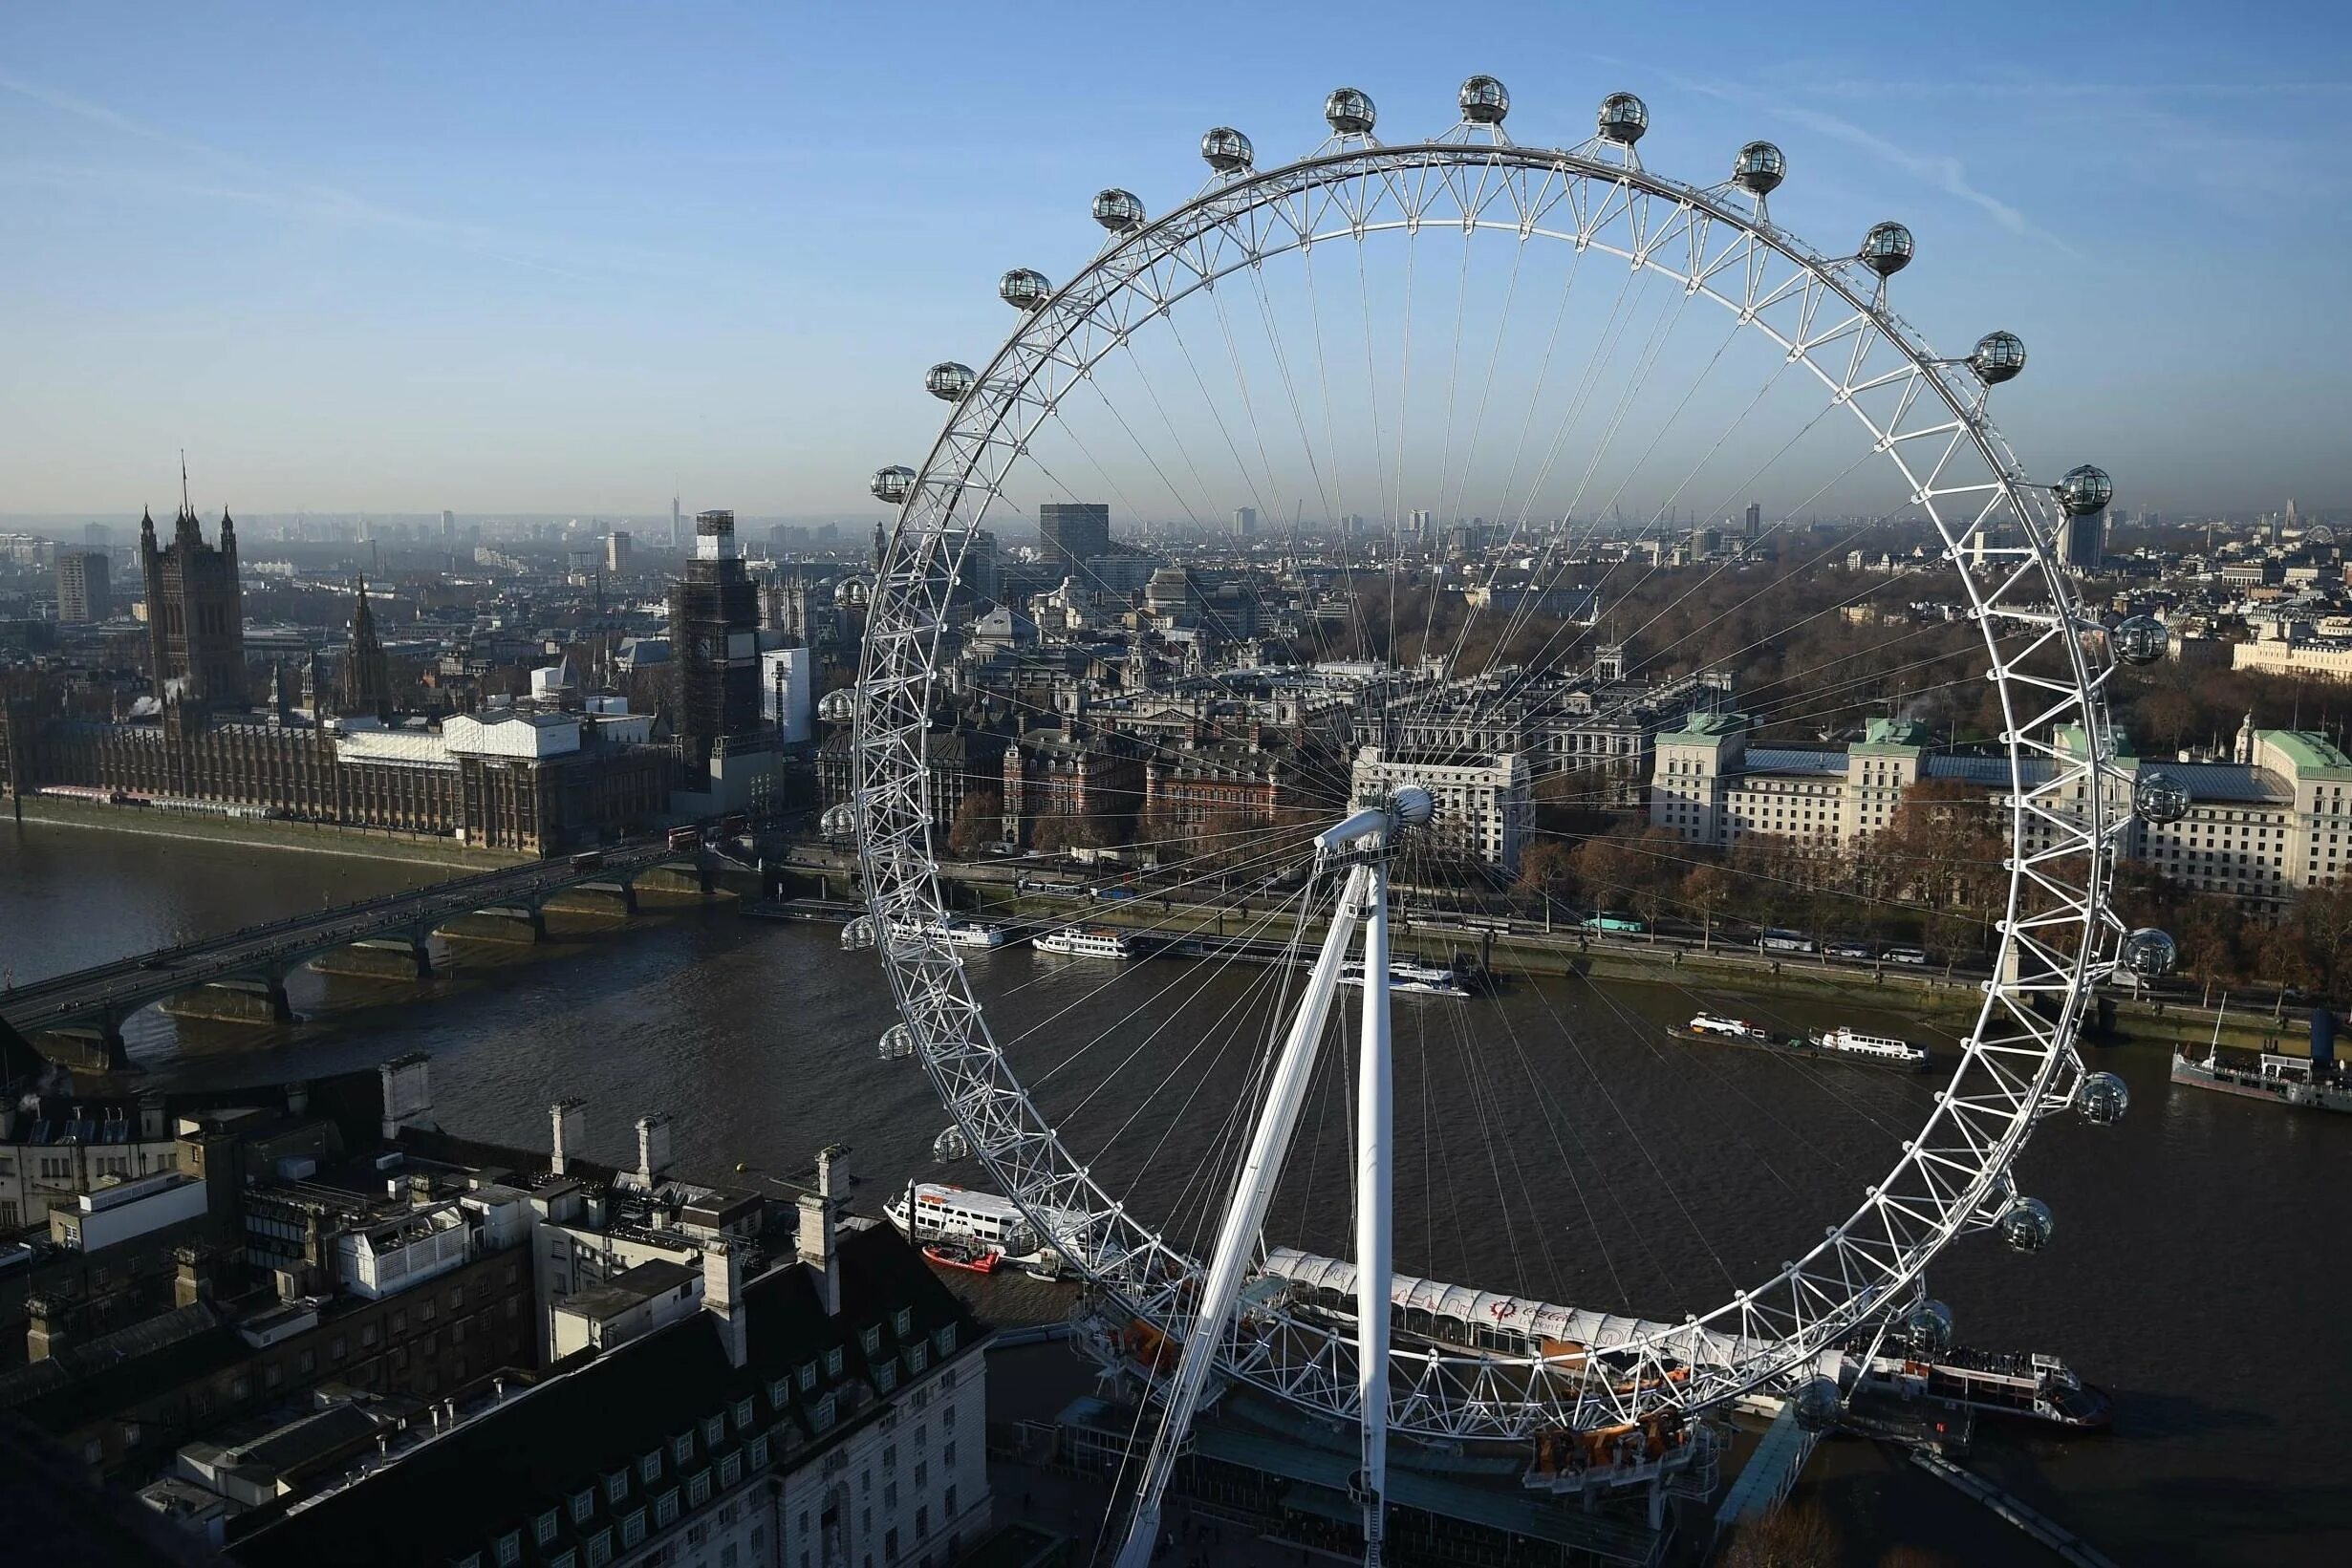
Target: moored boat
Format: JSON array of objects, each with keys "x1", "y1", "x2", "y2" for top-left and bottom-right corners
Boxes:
[
  {"x1": 921, "y1": 1235, "x2": 1002, "y2": 1274},
  {"x1": 2172, "y1": 1047, "x2": 2352, "y2": 1112},
  {"x1": 2170, "y1": 1000, "x2": 2352, "y2": 1112},
  {"x1": 1859, "y1": 1344, "x2": 2111, "y2": 1430}
]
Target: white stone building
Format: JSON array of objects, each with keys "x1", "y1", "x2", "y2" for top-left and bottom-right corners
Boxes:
[{"x1": 1351, "y1": 746, "x2": 1530, "y2": 872}]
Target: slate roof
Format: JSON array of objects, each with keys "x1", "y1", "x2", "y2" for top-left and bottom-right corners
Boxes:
[{"x1": 231, "y1": 1222, "x2": 985, "y2": 1568}]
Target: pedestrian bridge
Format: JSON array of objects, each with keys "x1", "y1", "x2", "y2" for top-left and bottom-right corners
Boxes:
[{"x1": 0, "y1": 836, "x2": 719, "y2": 1070}]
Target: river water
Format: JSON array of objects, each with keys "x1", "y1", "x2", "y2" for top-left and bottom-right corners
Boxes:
[{"x1": 3, "y1": 816, "x2": 2342, "y2": 1566}]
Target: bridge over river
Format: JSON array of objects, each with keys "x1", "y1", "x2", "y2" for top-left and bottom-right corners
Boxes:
[{"x1": 0, "y1": 836, "x2": 719, "y2": 1069}]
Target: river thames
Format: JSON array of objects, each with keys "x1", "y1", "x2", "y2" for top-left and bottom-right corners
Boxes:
[{"x1": 5, "y1": 818, "x2": 2344, "y2": 1567}]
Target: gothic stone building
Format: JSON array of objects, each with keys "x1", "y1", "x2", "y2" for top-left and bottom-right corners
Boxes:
[
  {"x1": 5, "y1": 708, "x2": 673, "y2": 857},
  {"x1": 140, "y1": 504, "x2": 247, "y2": 708}
]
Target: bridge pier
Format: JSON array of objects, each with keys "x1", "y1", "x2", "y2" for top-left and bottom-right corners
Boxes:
[
  {"x1": 555, "y1": 879, "x2": 638, "y2": 917},
  {"x1": 43, "y1": 1018, "x2": 131, "y2": 1073},
  {"x1": 438, "y1": 906, "x2": 546, "y2": 945},
  {"x1": 312, "y1": 936, "x2": 435, "y2": 981},
  {"x1": 164, "y1": 975, "x2": 294, "y2": 1026}
]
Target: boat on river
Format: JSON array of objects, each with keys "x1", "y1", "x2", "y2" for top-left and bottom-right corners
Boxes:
[
  {"x1": 920, "y1": 1235, "x2": 1002, "y2": 1275},
  {"x1": 2172, "y1": 1047, "x2": 2352, "y2": 1112},
  {"x1": 1340, "y1": 958, "x2": 1467, "y2": 999},
  {"x1": 1808, "y1": 1025, "x2": 1931, "y2": 1071},
  {"x1": 1033, "y1": 927, "x2": 1135, "y2": 959},
  {"x1": 1858, "y1": 1344, "x2": 2111, "y2": 1430},
  {"x1": 2171, "y1": 1000, "x2": 2352, "y2": 1113},
  {"x1": 1668, "y1": 1013, "x2": 1926, "y2": 1071}
]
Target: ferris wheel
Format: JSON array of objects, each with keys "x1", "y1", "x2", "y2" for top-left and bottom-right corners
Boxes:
[{"x1": 844, "y1": 75, "x2": 2172, "y2": 1560}]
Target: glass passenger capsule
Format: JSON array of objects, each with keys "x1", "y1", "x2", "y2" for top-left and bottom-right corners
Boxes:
[
  {"x1": 1458, "y1": 75, "x2": 1509, "y2": 124},
  {"x1": 819, "y1": 804, "x2": 858, "y2": 839},
  {"x1": 1597, "y1": 92, "x2": 1649, "y2": 144},
  {"x1": 1733, "y1": 140, "x2": 1785, "y2": 196},
  {"x1": 2000, "y1": 1197, "x2": 2055, "y2": 1254},
  {"x1": 878, "y1": 1023, "x2": 917, "y2": 1061},
  {"x1": 841, "y1": 915, "x2": 876, "y2": 952},
  {"x1": 1092, "y1": 187, "x2": 1145, "y2": 231},
  {"x1": 999, "y1": 268, "x2": 1050, "y2": 311},
  {"x1": 817, "y1": 687, "x2": 857, "y2": 722},
  {"x1": 2058, "y1": 463, "x2": 2114, "y2": 516},
  {"x1": 1900, "y1": 1299, "x2": 1955, "y2": 1356},
  {"x1": 1970, "y1": 331, "x2": 2027, "y2": 385},
  {"x1": 2122, "y1": 927, "x2": 2178, "y2": 978},
  {"x1": 2111, "y1": 614, "x2": 2169, "y2": 665},
  {"x1": 2076, "y1": 1071, "x2": 2130, "y2": 1127},
  {"x1": 1789, "y1": 1377, "x2": 1843, "y2": 1432},
  {"x1": 1861, "y1": 222, "x2": 1913, "y2": 277},
  {"x1": 933, "y1": 1126, "x2": 971, "y2": 1162},
  {"x1": 871, "y1": 464, "x2": 916, "y2": 505},
  {"x1": 925, "y1": 361, "x2": 975, "y2": 402},
  {"x1": 1200, "y1": 126, "x2": 1253, "y2": 173},
  {"x1": 2133, "y1": 769, "x2": 2190, "y2": 825},
  {"x1": 1324, "y1": 87, "x2": 1376, "y2": 136}
]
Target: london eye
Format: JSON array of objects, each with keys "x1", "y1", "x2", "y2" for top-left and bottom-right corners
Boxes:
[{"x1": 845, "y1": 76, "x2": 2158, "y2": 1560}]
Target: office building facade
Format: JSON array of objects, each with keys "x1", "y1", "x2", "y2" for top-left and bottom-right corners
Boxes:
[{"x1": 1038, "y1": 503, "x2": 1111, "y2": 579}]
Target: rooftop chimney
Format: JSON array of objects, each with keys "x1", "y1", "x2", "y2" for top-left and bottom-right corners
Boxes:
[
  {"x1": 636, "y1": 1114, "x2": 673, "y2": 1186},
  {"x1": 798, "y1": 1144, "x2": 847, "y2": 1317},
  {"x1": 25, "y1": 1295, "x2": 70, "y2": 1362},
  {"x1": 378, "y1": 1054, "x2": 434, "y2": 1142},
  {"x1": 173, "y1": 1244, "x2": 216, "y2": 1309},
  {"x1": 703, "y1": 1237, "x2": 748, "y2": 1368},
  {"x1": 551, "y1": 1099, "x2": 586, "y2": 1176}
]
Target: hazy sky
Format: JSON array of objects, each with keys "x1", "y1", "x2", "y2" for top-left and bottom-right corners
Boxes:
[{"x1": 4, "y1": 1, "x2": 2348, "y2": 521}]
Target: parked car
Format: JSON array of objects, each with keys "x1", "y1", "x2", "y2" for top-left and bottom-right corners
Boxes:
[
  {"x1": 1884, "y1": 946, "x2": 1931, "y2": 965},
  {"x1": 1759, "y1": 930, "x2": 1818, "y2": 954},
  {"x1": 1825, "y1": 941, "x2": 1875, "y2": 960}
]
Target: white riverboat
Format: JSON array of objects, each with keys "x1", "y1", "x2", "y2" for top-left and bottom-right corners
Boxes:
[
  {"x1": 1676, "y1": 1012, "x2": 1775, "y2": 1042},
  {"x1": 1811, "y1": 1025, "x2": 1931, "y2": 1070},
  {"x1": 886, "y1": 1183, "x2": 1039, "y2": 1257},
  {"x1": 890, "y1": 917, "x2": 1008, "y2": 949},
  {"x1": 1033, "y1": 927, "x2": 1135, "y2": 959},
  {"x1": 1340, "y1": 959, "x2": 1467, "y2": 999}
]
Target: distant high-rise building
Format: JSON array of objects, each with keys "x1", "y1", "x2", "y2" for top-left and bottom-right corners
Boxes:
[
  {"x1": 672, "y1": 495, "x2": 684, "y2": 550},
  {"x1": 1408, "y1": 507, "x2": 1434, "y2": 542},
  {"x1": 79, "y1": 521, "x2": 108, "y2": 551},
  {"x1": 606, "y1": 529, "x2": 632, "y2": 575},
  {"x1": 668, "y1": 509, "x2": 764, "y2": 786},
  {"x1": 440, "y1": 508, "x2": 456, "y2": 539},
  {"x1": 1038, "y1": 502, "x2": 1111, "y2": 578},
  {"x1": 2061, "y1": 509, "x2": 2106, "y2": 575},
  {"x1": 56, "y1": 551, "x2": 111, "y2": 624},
  {"x1": 1743, "y1": 502, "x2": 1761, "y2": 539},
  {"x1": 140, "y1": 494, "x2": 247, "y2": 707},
  {"x1": 1233, "y1": 505, "x2": 1258, "y2": 538}
]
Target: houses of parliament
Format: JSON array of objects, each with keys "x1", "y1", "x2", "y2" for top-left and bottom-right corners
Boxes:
[{"x1": 0, "y1": 503, "x2": 674, "y2": 856}]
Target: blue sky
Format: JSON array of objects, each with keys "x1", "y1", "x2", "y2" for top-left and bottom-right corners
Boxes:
[{"x1": 4, "y1": 0, "x2": 2347, "y2": 521}]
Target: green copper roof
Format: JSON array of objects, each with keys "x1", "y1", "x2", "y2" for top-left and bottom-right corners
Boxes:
[{"x1": 2261, "y1": 729, "x2": 2352, "y2": 776}]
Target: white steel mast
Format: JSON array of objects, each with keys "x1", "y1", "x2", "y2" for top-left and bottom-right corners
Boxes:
[{"x1": 1113, "y1": 787, "x2": 1428, "y2": 1568}]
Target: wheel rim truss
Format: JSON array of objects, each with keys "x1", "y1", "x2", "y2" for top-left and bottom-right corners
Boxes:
[{"x1": 852, "y1": 137, "x2": 2122, "y2": 1439}]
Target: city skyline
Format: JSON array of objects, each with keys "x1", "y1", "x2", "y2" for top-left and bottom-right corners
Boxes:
[{"x1": 5, "y1": 2, "x2": 2350, "y2": 518}]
